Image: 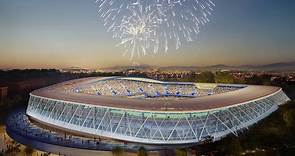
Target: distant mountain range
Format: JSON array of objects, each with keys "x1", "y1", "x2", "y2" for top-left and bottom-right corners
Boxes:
[{"x1": 101, "y1": 61, "x2": 295, "y2": 72}]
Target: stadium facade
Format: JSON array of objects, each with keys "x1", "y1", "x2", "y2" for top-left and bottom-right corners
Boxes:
[{"x1": 25, "y1": 77, "x2": 290, "y2": 145}]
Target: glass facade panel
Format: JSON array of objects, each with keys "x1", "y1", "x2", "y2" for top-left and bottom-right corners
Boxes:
[{"x1": 26, "y1": 89, "x2": 290, "y2": 144}]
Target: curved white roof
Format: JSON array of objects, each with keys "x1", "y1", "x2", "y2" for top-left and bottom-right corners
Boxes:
[{"x1": 31, "y1": 77, "x2": 281, "y2": 112}]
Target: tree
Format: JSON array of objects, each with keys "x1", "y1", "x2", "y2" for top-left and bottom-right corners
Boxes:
[
  {"x1": 196, "y1": 71, "x2": 215, "y2": 83},
  {"x1": 283, "y1": 109, "x2": 295, "y2": 129},
  {"x1": 215, "y1": 72, "x2": 234, "y2": 84},
  {"x1": 43, "y1": 152, "x2": 51, "y2": 156},
  {"x1": 217, "y1": 137, "x2": 243, "y2": 156},
  {"x1": 245, "y1": 75, "x2": 263, "y2": 85},
  {"x1": 175, "y1": 148, "x2": 187, "y2": 156},
  {"x1": 24, "y1": 146, "x2": 34, "y2": 156},
  {"x1": 137, "y1": 146, "x2": 148, "y2": 156},
  {"x1": 112, "y1": 146, "x2": 124, "y2": 156},
  {"x1": 260, "y1": 74, "x2": 272, "y2": 85}
]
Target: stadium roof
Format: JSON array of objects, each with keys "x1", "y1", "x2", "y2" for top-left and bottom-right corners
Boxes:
[{"x1": 31, "y1": 77, "x2": 281, "y2": 112}]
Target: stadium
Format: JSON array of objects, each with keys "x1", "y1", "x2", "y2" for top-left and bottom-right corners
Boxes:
[
  {"x1": 6, "y1": 76, "x2": 290, "y2": 152},
  {"x1": 20, "y1": 76, "x2": 290, "y2": 145}
]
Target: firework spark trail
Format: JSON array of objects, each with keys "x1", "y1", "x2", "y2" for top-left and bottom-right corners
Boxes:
[{"x1": 96, "y1": 0, "x2": 215, "y2": 60}]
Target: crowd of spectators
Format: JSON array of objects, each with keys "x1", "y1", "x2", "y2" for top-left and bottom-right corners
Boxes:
[
  {"x1": 73, "y1": 79, "x2": 243, "y2": 98},
  {"x1": 213, "y1": 86, "x2": 242, "y2": 94},
  {"x1": 75, "y1": 79, "x2": 197, "y2": 97}
]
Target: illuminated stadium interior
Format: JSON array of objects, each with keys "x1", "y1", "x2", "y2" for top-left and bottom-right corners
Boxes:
[{"x1": 73, "y1": 77, "x2": 244, "y2": 98}]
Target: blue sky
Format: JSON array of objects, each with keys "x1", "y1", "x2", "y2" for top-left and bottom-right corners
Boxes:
[{"x1": 0, "y1": 0, "x2": 294, "y2": 69}]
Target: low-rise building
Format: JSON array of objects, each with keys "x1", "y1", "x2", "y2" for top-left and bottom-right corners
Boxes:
[{"x1": 0, "y1": 86, "x2": 8, "y2": 99}]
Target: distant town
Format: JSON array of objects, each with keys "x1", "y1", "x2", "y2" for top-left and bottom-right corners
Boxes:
[
  {"x1": 58, "y1": 64, "x2": 295, "y2": 86},
  {"x1": 1, "y1": 63, "x2": 295, "y2": 100}
]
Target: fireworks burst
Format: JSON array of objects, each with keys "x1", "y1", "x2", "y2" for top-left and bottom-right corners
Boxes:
[{"x1": 96, "y1": 0, "x2": 215, "y2": 59}]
